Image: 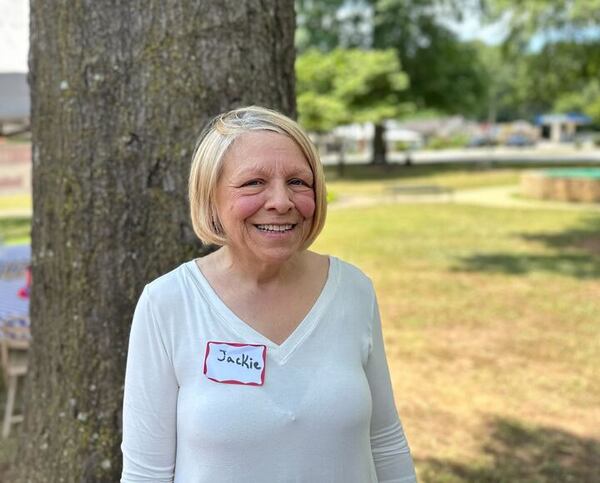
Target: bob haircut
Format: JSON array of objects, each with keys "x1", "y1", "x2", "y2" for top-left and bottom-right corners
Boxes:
[{"x1": 189, "y1": 105, "x2": 327, "y2": 248}]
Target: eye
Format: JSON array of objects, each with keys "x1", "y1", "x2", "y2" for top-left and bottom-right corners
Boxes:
[
  {"x1": 241, "y1": 179, "x2": 263, "y2": 187},
  {"x1": 289, "y1": 178, "x2": 312, "y2": 187}
]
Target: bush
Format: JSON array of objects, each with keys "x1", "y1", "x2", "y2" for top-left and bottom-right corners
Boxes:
[
  {"x1": 393, "y1": 141, "x2": 412, "y2": 151},
  {"x1": 427, "y1": 134, "x2": 469, "y2": 150}
]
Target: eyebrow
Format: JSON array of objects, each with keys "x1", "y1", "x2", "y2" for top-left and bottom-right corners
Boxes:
[{"x1": 233, "y1": 164, "x2": 314, "y2": 179}]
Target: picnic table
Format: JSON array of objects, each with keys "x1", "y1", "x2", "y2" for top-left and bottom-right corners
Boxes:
[
  {"x1": 386, "y1": 184, "x2": 454, "y2": 199},
  {"x1": 385, "y1": 184, "x2": 454, "y2": 199},
  {"x1": 0, "y1": 244, "x2": 30, "y2": 437}
]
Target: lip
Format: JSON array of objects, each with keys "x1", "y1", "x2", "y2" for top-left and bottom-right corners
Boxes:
[{"x1": 252, "y1": 222, "x2": 298, "y2": 225}]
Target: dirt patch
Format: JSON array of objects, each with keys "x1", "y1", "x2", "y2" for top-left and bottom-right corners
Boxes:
[{"x1": 577, "y1": 236, "x2": 600, "y2": 255}]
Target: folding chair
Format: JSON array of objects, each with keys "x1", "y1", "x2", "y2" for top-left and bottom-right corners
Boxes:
[{"x1": 1, "y1": 318, "x2": 30, "y2": 438}]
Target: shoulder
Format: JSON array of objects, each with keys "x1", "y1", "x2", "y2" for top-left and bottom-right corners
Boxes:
[
  {"x1": 331, "y1": 255, "x2": 373, "y2": 287},
  {"x1": 143, "y1": 260, "x2": 196, "y2": 310},
  {"x1": 329, "y1": 255, "x2": 376, "y2": 301}
]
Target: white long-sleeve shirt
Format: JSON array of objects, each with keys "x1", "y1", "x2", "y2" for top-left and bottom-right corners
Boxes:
[{"x1": 121, "y1": 255, "x2": 417, "y2": 482}]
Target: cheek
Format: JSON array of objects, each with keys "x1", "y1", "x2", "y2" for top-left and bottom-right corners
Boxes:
[
  {"x1": 229, "y1": 195, "x2": 264, "y2": 220},
  {"x1": 294, "y1": 192, "x2": 316, "y2": 219}
]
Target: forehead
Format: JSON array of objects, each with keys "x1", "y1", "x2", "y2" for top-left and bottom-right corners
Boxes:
[{"x1": 220, "y1": 131, "x2": 311, "y2": 177}]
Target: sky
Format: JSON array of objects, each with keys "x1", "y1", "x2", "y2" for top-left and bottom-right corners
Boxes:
[
  {"x1": 0, "y1": 0, "x2": 28, "y2": 73},
  {"x1": 445, "y1": 11, "x2": 509, "y2": 45}
]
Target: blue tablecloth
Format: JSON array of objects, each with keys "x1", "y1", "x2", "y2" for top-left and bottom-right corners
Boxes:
[{"x1": 0, "y1": 244, "x2": 30, "y2": 340}]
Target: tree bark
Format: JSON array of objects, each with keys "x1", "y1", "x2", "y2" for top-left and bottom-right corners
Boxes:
[
  {"x1": 16, "y1": 1, "x2": 295, "y2": 481},
  {"x1": 372, "y1": 122, "x2": 387, "y2": 164}
]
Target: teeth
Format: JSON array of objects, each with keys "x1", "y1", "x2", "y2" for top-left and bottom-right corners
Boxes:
[{"x1": 256, "y1": 224, "x2": 294, "y2": 232}]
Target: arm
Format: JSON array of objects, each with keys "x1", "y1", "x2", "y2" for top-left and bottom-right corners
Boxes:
[
  {"x1": 366, "y1": 294, "x2": 418, "y2": 483},
  {"x1": 121, "y1": 286, "x2": 179, "y2": 482}
]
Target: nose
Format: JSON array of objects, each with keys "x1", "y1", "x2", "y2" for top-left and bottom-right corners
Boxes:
[{"x1": 264, "y1": 181, "x2": 294, "y2": 213}]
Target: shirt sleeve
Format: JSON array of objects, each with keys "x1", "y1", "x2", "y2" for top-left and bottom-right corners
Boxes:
[
  {"x1": 121, "y1": 286, "x2": 179, "y2": 482},
  {"x1": 366, "y1": 292, "x2": 418, "y2": 483}
]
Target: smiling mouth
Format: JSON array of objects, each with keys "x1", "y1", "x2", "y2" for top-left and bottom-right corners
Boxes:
[{"x1": 254, "y1": 223, "x2": 296, "y2": 233}]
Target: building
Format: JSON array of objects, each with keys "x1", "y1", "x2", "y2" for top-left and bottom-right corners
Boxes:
[{"x1": 536, "y1": 113, "x2": 592, "y2": 143}]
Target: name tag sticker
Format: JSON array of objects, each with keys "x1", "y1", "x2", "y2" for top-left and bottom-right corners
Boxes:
[{"x1": 203, "y1": 341, "x2": 267, "y2": 386}]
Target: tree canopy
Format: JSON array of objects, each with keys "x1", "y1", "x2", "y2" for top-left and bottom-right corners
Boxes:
[
  {"x1": 482, "y1": 0, "x2": 600, "y2": 123},
  {"x1": 296, "y1": 48, "x2": 409, "y2": 132},
  {"x1": 296, "y1": 0, "x2": 487, "y2": 117},
  {"x1": 295, "y1": 0, "x2": 489, "y2": 162},
  {"x1": 296, "y1": 0, "x2": 600, "y2": 136}
]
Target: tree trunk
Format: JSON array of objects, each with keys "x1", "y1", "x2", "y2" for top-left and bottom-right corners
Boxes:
[
  {"x1": 372, "y1": 122, "x2": 387, "y2": 164},
  {"x1": 15, "y1": 1, "x2": 295, "y2": 481}
]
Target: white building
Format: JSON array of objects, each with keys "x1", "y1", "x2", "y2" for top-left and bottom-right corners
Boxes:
[{"x1": 0, "y1": 1, "x2": 30, "y2": 129}]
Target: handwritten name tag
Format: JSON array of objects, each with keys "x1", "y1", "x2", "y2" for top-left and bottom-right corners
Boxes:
[{"x1": 203, "y1": 341, "x2": 267, "y2": 386}]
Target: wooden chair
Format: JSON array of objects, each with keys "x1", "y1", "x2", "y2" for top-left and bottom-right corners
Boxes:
[{"x1": 0, "y1": 318, "x2": 30, "y2": 438}]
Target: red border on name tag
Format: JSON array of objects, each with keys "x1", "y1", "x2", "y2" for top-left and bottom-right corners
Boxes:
[{"x1": 203, "y1": 341, "x2": 267, "y2": 386}]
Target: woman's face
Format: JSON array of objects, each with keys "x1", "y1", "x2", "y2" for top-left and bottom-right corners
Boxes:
[{"x1": 214, "y1": 131, "x2": 316, "y2": 265}]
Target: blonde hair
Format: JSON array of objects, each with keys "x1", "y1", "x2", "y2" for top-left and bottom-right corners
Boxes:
[{"x1": 189, "y1": 105, "x2": 327, "y2": 248}]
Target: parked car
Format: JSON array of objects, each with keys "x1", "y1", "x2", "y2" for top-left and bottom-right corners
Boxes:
[
  {"x1": 505, "y1": 133, "x2": 535, "y2": 147},
  {"x1": 467, "y1": 135, "x2": 497, "y2": 147}
]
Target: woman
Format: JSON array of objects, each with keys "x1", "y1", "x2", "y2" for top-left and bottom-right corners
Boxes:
[{"x1": 121, "y1": 106, "x2": 417, "y2": 482}]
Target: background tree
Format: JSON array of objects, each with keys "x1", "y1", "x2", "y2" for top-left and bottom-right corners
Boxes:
[
  {"x1": 555, "y1": 81, "x2": 600, "y2": 125},
  {"x1": 482, "y1": 0, "x2": 600, "y2": 123},
  {"x1": 485, "y1": 0, "x2": 600, "y2": 49},
  {"x1": 15, "y1": 1, "x2": 295, "y2": 481},
  {"x1": 296, "y1": 0, "x2": 372, "y2": 52},
  {"x1": 296, "y1": 50, "x2": 349, "y2": 133},
  {"x1": 296, "y1": 48, "x2": 410, "y2": 163},
  {"x1": 473, "y1": 42, "x2": 533, "y2": 122},
  {"x1": 371, "y1": 0, "x2": 487, "y2": 117},
  {"x1": 296, "y1": 0, "x2": 488, "y2": 161}
]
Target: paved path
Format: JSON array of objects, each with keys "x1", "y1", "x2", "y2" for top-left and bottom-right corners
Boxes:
[
  {"x1": 322, "y1": 146, "x2": 600, "y2": 166},
  {"x1": 453, "y1": 185, "x2": 600, "y2": 211}
]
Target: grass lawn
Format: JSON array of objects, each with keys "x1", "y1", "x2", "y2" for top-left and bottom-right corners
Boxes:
[
  {"x1": 323, "y1": 162, "x2": 600, "y2": 200},
  {"x1": 0, "y1": 217, "x2": 31, "y2": 245},
  {"x1": 313, "y1": 201, "x2": 600, "y2": 482}
]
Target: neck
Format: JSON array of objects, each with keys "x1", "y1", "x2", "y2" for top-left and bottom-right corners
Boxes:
[{"x1": 215, "y1": 246, "x2": 305, "y2": 287}]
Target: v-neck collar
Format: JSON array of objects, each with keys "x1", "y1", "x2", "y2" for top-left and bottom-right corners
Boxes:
[{"x1": 185, "y1": 255, "x2": 339, "y2": 364}]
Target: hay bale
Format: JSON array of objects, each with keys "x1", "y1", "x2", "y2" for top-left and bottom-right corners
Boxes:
[{"x1": 520, "y1": 169, "x2": 600, "y2": 203}]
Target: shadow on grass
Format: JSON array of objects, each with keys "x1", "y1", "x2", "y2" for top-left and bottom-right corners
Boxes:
[
  {"x1": 521, "y1": 215, "x2": 600, "y2": 257},
  {"x1": 417, "y1": 417, "x2": 600, "y2": 483},
  {"x1": 453, "y1": 253, "x2": 600, "y2": 279},
  {"x1": 454, "y1": 215, "x2": 600, "y2": 279}
]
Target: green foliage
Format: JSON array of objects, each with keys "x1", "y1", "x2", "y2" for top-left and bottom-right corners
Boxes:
[
  {"x1": 555, "y1": 80, "x2": 600, "y2": 124},
  {"x1": 296, "y1": 48, "x2": 410, "y2": 131},
  {"x1": 296, "y1": 0, "x2": 489, "y2": 119},
  {"x1": 296, "y1": 92, "x2": 348, "y2": 133},
  {"x1": 480, "y1": 1, "x2": 600, "y2": 120},
  {"x1": 0, "y1": 216, "x2": 31, "y2": 245},
  {"x1": 296, "y1": 0, "x2": 600, "y2": 123},
  {"x1": 426, "y1": 134, "x2": 470, "y2": 150},
  {"x1": 472, "y1": 42, "x2": 538, "y2": 121},
  {"x1": 372, "y1": 0, "x2": 488, "y2": 115},
  {"x1": 486, "y1": 0, "x2": 600, "y2": 48},
  {"x1": 295, "y1": 0, "x2": 370, "y2": 53}
]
